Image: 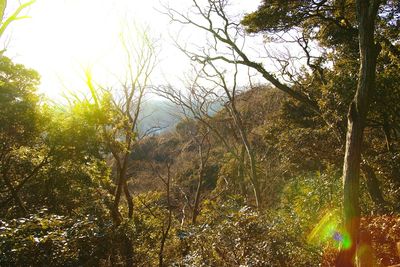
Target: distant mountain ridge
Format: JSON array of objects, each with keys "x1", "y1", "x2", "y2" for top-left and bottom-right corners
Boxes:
[
  {"x1": 137, "y1": 98, "x2": 224, "y2": 135},
  {"x1": 137, "y1": 99, "x2": 181, "y2": 134}
]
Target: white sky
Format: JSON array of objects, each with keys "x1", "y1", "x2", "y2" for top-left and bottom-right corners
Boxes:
[{"x1": 2, "y1": 0, "x2": 261, "y2": 100}]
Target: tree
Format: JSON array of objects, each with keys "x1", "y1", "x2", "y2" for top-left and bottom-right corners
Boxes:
[
  {"x1": 190, "y1": 125, "x2": 211, "y2": 224},
  {"x1": 0, "y1": 56, "x2": 47, "y2": 216},
  {"x1": 157, "y1": 61, "x2": 263, "y2": 208},
  {"x1": 175, "y1": 118, "x2": 212, "y2": 224},
  {"x1": 161, "y1": 0, "x2": 330, "y2": 208},
  {"x1": 244, "y1": 0, "x2": 391, "y2": 264},
  {"x1": 87, "y1": 27, "x2": 158, "y2": 225},
  {"x1": 152, "y1": 157, "x2": 173, "y2": 267},
  {"x1": 86, "y1": 26, "x2": 157, "y2": 267},
  {"x1": 337, "y1": 1, "x2": 382, "y2": 265},
  {"x1": 164, "y1": 1, "x2": 398, "y2": 264},
  {"x1": 40, "y1": 101, "x2": 112, "y2": 217}
]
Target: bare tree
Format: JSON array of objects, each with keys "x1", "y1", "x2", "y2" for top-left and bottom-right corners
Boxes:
[
  {"x1": 87, "y1": 26, "x2": 157, "y2": 267},
  {"x1": 191, "y1": 126, "x2": 211, "y2": 224},
  {"x1": 175, "y1": 116, "x2": 212, "y2": 224},
  {"x1": 161, "y1": 0, "x2": 321, "y2": 114},
  {"x1": 88, "y1": 27, "x2": 157, "y2": 224},
  {"x1": 153, "y1": 161, "x2": 173, "y2": 267},
  {"x1": 158, "y1": 0, "x2": 324, "y2": 208},
  {"x1": 157, "y1": 58, "x2": 262, "y2": 208}
]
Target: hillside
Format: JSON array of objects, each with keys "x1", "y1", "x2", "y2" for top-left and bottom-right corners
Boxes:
[{"x1": 1, "y1": 1, "x2": 400, "y2": 266}]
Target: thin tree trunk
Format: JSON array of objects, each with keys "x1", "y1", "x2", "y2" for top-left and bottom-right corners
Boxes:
[
  {"x1": 336, "y1": 1, "x2": 381, "y2": 266},
  {"x1": 112, "y1": 169, "x2": 124, "y2": 225},
  {"x1": 112, "y1": 154, "x2": 130, "y2": 225},
  {"x1": 383, "y1": 116, "x2": 393, "y2": 152},
  {"x1": 228, "y1": 102, "x2": 261, "y2": 209},
  {"x1": 123, "y1": 180, "x2": 134, "y2": 267},
  {"x1": 247, "y1": 148, "x2": 261, "y2": 209},
  {"x1": 192, "y1": 145, "x2": 204, "y2": 225},
  {"x1": 238, "y1": 145, "x2": 247, "y2": 196},
  {"x1": 159, "y1": 164, "x2": 172, "y2": 267},
  {"x1": 117, "y1": 156, "x2": 134, "y2": 267},
  {"x1": 124, "y1": 181, "x2": 134, "y2": 219}
]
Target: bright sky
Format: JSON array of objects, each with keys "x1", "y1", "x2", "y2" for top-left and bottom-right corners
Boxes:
[{"x1": 3, "y1": 0, "x2": 261, "y2": 100}]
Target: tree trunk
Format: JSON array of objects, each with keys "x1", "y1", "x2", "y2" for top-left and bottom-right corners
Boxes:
[
  {"x1": 124, "y1": 235, "x2": 134, "y2": 267},
  {"x1": 382, "y1": 116, "x2": 393, "y2": 153},
  {"x1": 112, "y1": 169, "x2": 124, "y2": 225},
  {"x1": 192, "y1": 145, "x2": 204, "y2": 225},
  {"x1": 238, "y1": 145, "x2": 247, "y2": 196},
  {"x1": 336, "y1": 1, "x2": 381, "y2": 266},
  {"x1": 228, "y1": 103, "x2": 261, "y2": 209},
  {"x1": 337, "y1": 103, "x2": 363, "y2": 267},
  {"x1": 110, "y1": 163, "x2": 131, "y2": 267},
  {"x1": 124, "y1": 181, "x2": 134, "y2": 219},
  {"x1": 112, "y1": 155, "x2": 130, "y2": 225},
  {"x1": 118, "y1": 157, "x2": 134, "y2": 267},
  {"x1": 247, "y1": 148, "x2": 261, "y2": 209},
  {"x1": 159, "y1": 164, "x2": 172, "y2": 267}
]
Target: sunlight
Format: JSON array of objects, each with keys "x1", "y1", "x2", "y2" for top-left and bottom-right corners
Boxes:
[
  {"x1": 3, "y1": 0, "x2": 260, "y2": 101},
  {"x1": 3, "y1": 0, "x2": 170, "y2": 100},
  {"x1": 2, "y1": 1, "x2": 399, "y2": 266}
]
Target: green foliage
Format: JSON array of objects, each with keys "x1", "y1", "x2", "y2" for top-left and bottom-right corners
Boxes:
[
  {"x1": 1, "y1": 1, "x2": 400, "y2": 265},
  {"x1": 0, "y1": 211, "x2": 112, "y2": 266},
  {"x1": 169, "y1": 169, "x2": 342, "y2": 266},
  {"x1": 0, "y1": 56, "x2": 112, "y2": 219},
  {"x1": 174, "y1": 202, "x2": 321, "y2": 266},
  {"x1": 0, "y1": 56, "x2": 41, "y2": 145},
  {"x1": 0, "y1": 192, "x2": 181, "y2": 267},
  {"x1": 35, "y1": 102, "x2": 113, "y2": 216},
  {"x1": 0, "y1": 56, "x2": 47, "y2": 217}
]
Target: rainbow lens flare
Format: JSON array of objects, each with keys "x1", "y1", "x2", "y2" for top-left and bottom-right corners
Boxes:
[{"x1": 307, "y1": 209, "x2": 350, "y2": 249}]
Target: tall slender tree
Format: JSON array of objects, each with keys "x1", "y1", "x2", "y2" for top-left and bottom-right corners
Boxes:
[{"x1": 337, "y1": 1, "x2": 382, "y2": 266}]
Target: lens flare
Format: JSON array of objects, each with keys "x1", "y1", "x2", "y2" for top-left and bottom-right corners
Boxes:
[{"x1": 307, "y1": 209, "x2": 348, "y2": 249}]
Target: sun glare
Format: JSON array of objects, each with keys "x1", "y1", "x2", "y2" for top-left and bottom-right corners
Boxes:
[{"x1": 3, "y1": 0, "x2": 260, "y2": 101}]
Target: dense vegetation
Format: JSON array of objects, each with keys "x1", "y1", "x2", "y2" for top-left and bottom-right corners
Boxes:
[{"x1": 1, "y1": 0, "x2": 400, "y2": 266}]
